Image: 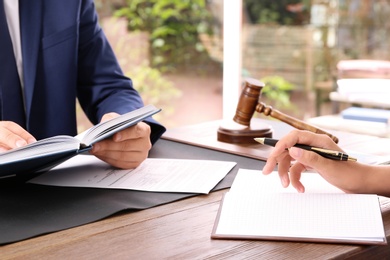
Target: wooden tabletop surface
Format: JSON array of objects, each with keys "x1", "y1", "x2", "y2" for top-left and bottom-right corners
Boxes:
[
  {"x1": 2, "y1": 118, "x2": 390, "y2": 259},
  {"x1": 2, "y1": 188, "x2": 390, "y2": 259}
]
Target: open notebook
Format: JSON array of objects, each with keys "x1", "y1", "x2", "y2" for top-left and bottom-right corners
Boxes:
[
  {"x1": 211, "y1": 169, "x2": 386, "y2": 245},
  {"x1": 0, "y1": 105, "x2": 160, "y2": 179}
]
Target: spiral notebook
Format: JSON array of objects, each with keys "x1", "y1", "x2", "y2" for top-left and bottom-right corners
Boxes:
[{"x1": 211, "y1": 169, "x2": 386, "y2": 245}]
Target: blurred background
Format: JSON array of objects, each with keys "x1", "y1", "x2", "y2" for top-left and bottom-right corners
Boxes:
[{"x1": 77, "y1": 0, "x2": 390, "y2": 134}]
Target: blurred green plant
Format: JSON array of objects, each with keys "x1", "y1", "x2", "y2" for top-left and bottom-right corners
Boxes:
[
  {"x1": 260, "y1": 75, "x2": 295, "y2": 109},
  {"x1": 75, "y1": 62, "x2": 180, "y2": 133},
  {"x1": 128, "y1": 62, "x2": 182, "y2": 119},
  {"x1": 244, "y1": 0, "x2": 311, "y2": 25},
  {"x1": 115, "y1": 0, "x2": 214, "y2": 71}
]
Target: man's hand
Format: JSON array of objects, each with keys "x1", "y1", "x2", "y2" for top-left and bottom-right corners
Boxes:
[
  {"x1": 90, "y1": 112, "x2": 152, "y2": 169},
  {"x1": 0, "y1": 121, "x2": 36, "y2": 151}
]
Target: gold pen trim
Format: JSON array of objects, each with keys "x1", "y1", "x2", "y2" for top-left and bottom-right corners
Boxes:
[
  {"x1": 311, "y1": 147, "x2": 357, "y2": 162},
  {"x1": 311, "y1": 147, "x2": 341, "y2": 156}
]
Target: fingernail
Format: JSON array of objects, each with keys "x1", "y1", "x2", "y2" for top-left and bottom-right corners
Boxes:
[
  {"x1": 16, "y1": 139, "x2": 27, "y2": 147},
  {"x1": 27, "y1": 138, "x2": 36, "y2": 144},
  {"x1": 281, "y1": 176, "x2": 289, "y2": 187}
]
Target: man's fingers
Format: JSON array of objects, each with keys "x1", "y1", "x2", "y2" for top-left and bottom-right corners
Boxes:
[
  {"x1": 100, "y1": 112, "x2": 119, "y2": 122},
  {"x1": 100, "y1": 112, "x2": 151, "y2": 142},
  {"x1": 112, "y1": 122, "x2": 151, "y2": 142},
  {"x1": 0, "y1": 121, "x2": 36, "y2": 149},
  {"x1": 94, "y1": 150, "x2": 146, "y2": 169}
]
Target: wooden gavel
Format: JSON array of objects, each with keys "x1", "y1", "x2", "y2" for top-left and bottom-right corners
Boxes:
[{"x1": 218, "y1": 78, "x2": 339, "y2": 144}]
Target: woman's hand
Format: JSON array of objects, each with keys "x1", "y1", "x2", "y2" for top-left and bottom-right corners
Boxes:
[{"x1": 262, "y1": 130, "x2": 373, "y2": 194}]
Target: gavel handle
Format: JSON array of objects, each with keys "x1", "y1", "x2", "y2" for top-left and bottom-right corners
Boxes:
[{"x1": 256, "y1": 102, "x2": 339, "y2": 143}]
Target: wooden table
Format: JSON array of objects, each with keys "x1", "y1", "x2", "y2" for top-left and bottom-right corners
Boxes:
[{"x1": 2, "y1": 119, "x2": 390, "y2": 259}]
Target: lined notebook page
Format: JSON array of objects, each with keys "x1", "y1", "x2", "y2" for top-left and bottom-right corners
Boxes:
[
  {"x1": 229, "y1": 169, "x2": 343, "y2": 194},
  {"x1": 212, "y1": 169, "x2": 386, "y2": 244}
]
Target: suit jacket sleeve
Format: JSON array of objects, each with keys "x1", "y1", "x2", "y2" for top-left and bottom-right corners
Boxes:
[{"x1": 75, "y1": 0, "x2": 165, "y2": 144}]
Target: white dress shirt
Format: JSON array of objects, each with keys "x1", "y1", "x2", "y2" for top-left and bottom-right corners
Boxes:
[{"x1": 4, "y1": 0, "x2": 23, "y2": 86}]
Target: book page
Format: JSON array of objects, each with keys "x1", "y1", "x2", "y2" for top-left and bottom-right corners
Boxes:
[
  {"x1": 29, "y1": 155, "x2": 236, "y2": 194},
  {"x1": 78, "y1": 105, "x2": 160, "y2": 145},
  {"x1": 0, "y1": 136, "x2": 80, "y2": 164},
  {"x1": 213, "y1": 169, "x2": 386, "y2": 243}
]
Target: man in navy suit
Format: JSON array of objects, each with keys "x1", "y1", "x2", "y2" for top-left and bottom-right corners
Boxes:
[{"x1": 0, "y1": 0, "x2": 165, "y2": 169}]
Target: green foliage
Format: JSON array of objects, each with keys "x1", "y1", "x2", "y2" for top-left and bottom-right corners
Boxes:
[
  {"x1": 76, "y1": 61, "x2": 181, "y2": 132},
  {"x1": 115, "y1": 0, "x2": 213, "y2": 70},
  {"x1": 128, "y1": 62, "x2": 182, "y2": 118},
  {"x1": 244, "y1": 0, "x2": 310, "y2": 25},
  {"x1": 260, "y1": 75, "x2": 295, "y2": 109}
]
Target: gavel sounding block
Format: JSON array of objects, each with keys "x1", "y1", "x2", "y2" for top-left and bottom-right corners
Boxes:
[{"x1": 217, "y1": 120, "x2": 273, "y2": 144}]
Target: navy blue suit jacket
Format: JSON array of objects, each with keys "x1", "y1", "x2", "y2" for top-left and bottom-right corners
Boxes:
[{"x1": 11, "y1": 0, "x2": 165, "y2": 142}]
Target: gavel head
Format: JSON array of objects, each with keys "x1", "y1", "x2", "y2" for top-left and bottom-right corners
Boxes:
[{"x1": 233, "y1": 78, "x2": 265, "y2": 126}]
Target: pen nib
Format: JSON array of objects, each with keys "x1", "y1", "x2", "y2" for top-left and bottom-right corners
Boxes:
[{"x1": 254, "y1": 138, "x2": 265, "y2": 145}]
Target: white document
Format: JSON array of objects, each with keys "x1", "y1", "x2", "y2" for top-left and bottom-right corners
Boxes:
[
  {"x1": 229, "y1": 169, "x2": 344, "y2": 194},
  {"x1": 345, "y1": 149, "x2": 390, "y2": 165},
  {"x1": 212, "y1": 169, "x2": 386, "y2": 245},
  {"x1": 29, "y1": 155, "x2": 236, "y2": 194}
]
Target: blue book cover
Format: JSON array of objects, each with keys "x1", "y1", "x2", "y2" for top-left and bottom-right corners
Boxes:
[
  {"x1": 0, "y1": 105, "x2": 161, "y2": 179},
  {"x1": 341, "y1": 107, "x2": 390, "y2": 123}
]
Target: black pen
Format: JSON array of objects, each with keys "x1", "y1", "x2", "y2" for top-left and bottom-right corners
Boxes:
[{"x1": 254, "y1": 137, "x2": 357, "y2": 162}]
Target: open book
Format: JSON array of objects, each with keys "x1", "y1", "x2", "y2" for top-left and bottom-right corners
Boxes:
[
  {"x1": 0, "y1": 105, "x2": 161, "y2": 179},
  {"x1": 211, "y1": 169, "x2": 386, "y2": 245}
]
